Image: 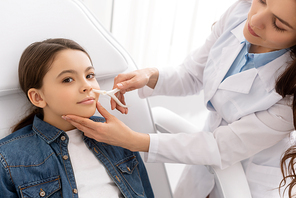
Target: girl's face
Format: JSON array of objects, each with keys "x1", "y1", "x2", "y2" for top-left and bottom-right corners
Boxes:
[
  {"x1": 243, "y1": 0, "x2": 296, "y2": 53},
  {"x1": 38, "y1": 49, "x2": 100, "y2": 131}
]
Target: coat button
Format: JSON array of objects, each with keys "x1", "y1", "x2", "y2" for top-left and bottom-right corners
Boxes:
[
  {"x1": 39, "y1": 189, "x2": 46, "y2": 197},
  {"x1": 73, "y1": 188, "x2": 78, "y2": 194},
  {"x1": 61, "y1": 136, "x2": 66, "y2": 141},
  {"x1": 127, "y1": 167, "x2": 131, "y2": 172},
  {"x1": 63, "y1": 155, "x2": 68, "y2": 160}
]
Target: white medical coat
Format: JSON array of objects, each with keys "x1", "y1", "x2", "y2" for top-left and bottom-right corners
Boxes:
[{"x1": 139, "y1": 0, "x2": 294, "y2": 197}]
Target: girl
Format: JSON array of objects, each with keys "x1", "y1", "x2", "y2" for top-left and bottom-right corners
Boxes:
[
  {"x1": 64, "y1": 0, "x2": 296, "y2": 197},
  {"x1": 0, "y1": 38, "x2": 154, "y2": 198}
]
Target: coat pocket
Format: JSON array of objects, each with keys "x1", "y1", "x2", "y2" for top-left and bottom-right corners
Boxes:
[
  {"x1": 19, "y1": 176, "x2": 61, "y2": 198},
  {"x1": 115, "y1": 155, "x2": 145, "y2": 197},
  {"x1": 246, "y1": 162, "x2": 284, "y2": 198}
]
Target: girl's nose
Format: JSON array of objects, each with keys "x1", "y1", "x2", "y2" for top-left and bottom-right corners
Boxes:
[
  {"x1": 83, "y1": 87, "x2": 92, "y2": 92},
  {"x1": 81, "y1": 81, "x2": 92, "y2": 93},
  {"x1": 250, "y1": 11, "x2": 266, "y2": 30}
]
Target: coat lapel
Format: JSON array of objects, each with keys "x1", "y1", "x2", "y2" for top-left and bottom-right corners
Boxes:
[
  {"x1": 257, "y1": 52, "x2": 291, "y2": 93},
  {"x1": 218, "y1": 68, "x2": 258, "y2": 94},
  {"x1": 204, "y1": 21, "x2": 246, "y2": 103},
  {"x1": 218, "y1": 49, "x2": 291, "y2": 94}
]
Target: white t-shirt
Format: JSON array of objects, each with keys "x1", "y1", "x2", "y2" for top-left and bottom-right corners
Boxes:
[{"x1": 66, "y1": 129, "x2": 122, "y2": 198}]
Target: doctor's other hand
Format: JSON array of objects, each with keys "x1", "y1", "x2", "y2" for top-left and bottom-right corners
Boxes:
[
  {"x1": 111, "y1": 68, "x2": 159, "y2": 113},
  {"x1": 63, "y1": 102, "x2": 150, "y2": 152}
]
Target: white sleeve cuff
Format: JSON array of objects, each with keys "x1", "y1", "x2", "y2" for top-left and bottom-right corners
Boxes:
[
  {"x1": 138, "y1": 86, "x2": 154, "y2": 99},
  {"x1": 144, "y1": 134, "x2": 159, "y2": 162},
  {"x1": 138, "y1": 68, "x2": 164, "y2": 99}
]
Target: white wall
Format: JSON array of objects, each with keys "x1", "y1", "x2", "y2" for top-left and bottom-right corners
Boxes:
[{"x1": 80, "y1": 0, "x2": 113, "y2": 31}]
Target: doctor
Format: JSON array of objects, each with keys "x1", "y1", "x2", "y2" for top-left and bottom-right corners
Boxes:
[{"x1": 64, "y1": 0, "x2": 296, "y2": 197}]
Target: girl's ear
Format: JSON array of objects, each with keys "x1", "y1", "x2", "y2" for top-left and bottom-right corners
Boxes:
[{"x1": 27, "y1": 88, "x2": 47, "y2": 108}]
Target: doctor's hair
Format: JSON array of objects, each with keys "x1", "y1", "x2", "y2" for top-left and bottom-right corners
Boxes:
[
  {"x1": 276, "y1": 45, "x2": 296, "y2": 198},
  {"x1": 12, "y1": 38, "x2": 92, "y2": 133}
]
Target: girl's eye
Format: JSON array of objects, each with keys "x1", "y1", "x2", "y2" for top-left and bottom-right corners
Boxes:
[
  {"x1": 272, "y1": 19, "x2": 286, "y2": 32},
  {"x1": 259, "y1": 0, "x2": 266, "y2": 4},
  {"x1": 62, "y1": 77, "x2": 74, "y2": 83},
  {"x1": 86, "y1": 73, "x2": 95, "y2": 79}
]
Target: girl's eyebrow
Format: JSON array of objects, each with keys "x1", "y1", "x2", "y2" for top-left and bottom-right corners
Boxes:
[
  {"x1": 85, "y1": 66, "x2": 95, "y2": 72},
  {"x1": 57, "y1": 66, "x2": 94, "y2": 78},
  {"x1": 274, "y1": 14, "x2": 294, "y2": 30}
]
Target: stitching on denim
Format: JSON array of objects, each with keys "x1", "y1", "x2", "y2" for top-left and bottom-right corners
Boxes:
[
  {"x1": 0, "y1": 132, "x2": 35, "y2": 146},
  {"x1": 59, "y1": 141, "x2": 75, "y2": 198},
  {"x1": 116, "y1": 156, "x2": 144, "y2": 196},
  {"x1": 118, "y1": 163, "x2": 145, "y2": 197},
  {"x1": 19, "y1": 176, "x2": 61, "y2": 197},
  {"x1": 115, "y1": 155, "x2": 136, "y2": 166},
  {"x1": 0, "y1": 153, "x2": 15, "y2": 186},
  {"x1": 88, "y1": 140, "x2": 132, "y2": 198},
  {"x1": 33, "y1": 125, "x2": 62, "y2": 142},
  {"x1": 45, "y1": 178, "x2": 61, "y2": 198},
  {"x1": 8, "y1": 152, "x2": 54, "y2": 168}
]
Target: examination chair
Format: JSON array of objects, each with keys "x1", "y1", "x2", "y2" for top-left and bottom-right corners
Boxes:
[{"x1": 0, "y1": 0, "x2": 251, "y2": 197}]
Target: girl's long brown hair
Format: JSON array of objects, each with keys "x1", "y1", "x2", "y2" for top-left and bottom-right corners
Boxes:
[
  {"x1": 276, "y1": 45, "x2": 296, "y2": 197},
  {"x1": 12, "y1": 38, "x2": 91, "y2": 132}
]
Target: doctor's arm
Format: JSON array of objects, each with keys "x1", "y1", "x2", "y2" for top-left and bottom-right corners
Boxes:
[
  {"x1": 111, "y1": 1, "x2": 242, "y2": 113},
  {"x1": 65, "y1": 96, "x2": 293, "y2": 168}
]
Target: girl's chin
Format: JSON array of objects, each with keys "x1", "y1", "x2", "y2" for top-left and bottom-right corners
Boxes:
[{"x1": 68, "y1": 110, "x2": 96, "y2": 118}]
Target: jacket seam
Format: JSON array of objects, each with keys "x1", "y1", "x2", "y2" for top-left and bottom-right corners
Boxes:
[
  {"x1": 89, "y1": 140, "x2": 133, "y2": 198},
  {"x1": 116, "y1": 155, "x2": 136, "y2": 166},
  {"x1": 118, "y1": 163, "x2": 145, "y2": 197},
  {"x1": 59, "y1": 140, "x2": 75, "y2": 198},
  {"x1": 19, "y1": 177, "x2": 61, "y2": 198},
  {"x1": 8, "y1": 152, "x2": 54, "y2": 168},
  {"x1": 0, "y1": 132, "x2": 35, "y2": 146},
  {"x1": 33, "y1": 125, "x2": 61, "y2": 142},
  {"x1": 0, "y1": 153, "x2": 15, "y2": 186}
]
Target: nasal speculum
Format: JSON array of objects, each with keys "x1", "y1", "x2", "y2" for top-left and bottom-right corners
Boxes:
[{"x1": 93, "y1": 88, "x2": 128, "y2": 108}]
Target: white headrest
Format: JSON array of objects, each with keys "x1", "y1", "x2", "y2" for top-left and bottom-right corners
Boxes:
[{"x1": 0, "y1": 0, "x2": 128, "y2": 96}]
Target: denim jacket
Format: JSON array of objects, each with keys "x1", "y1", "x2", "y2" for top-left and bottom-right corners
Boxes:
[{"x1": 0, "y1": 115, "x2": 154, "y2": 198}]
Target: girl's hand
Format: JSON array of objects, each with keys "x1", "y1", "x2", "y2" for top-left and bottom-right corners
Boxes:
[
  {"x1": 63, "y1": 102, "x2": 150, "y2": 152},
  {"x1": 111, "y1": 68, "x2": 159, "y2": 114}
]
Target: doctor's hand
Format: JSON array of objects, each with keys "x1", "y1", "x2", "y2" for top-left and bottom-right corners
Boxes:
[
  {"x1": 111, "y1": 68, "x2": 159, "y2": 114},
  {"x1": 63, "y1": 102, "x2": 150, "y2": 152}
]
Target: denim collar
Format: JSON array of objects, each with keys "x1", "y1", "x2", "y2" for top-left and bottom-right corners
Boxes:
[
  {"x1": 32, "y1": 115, "x2": 105, "y2": 144},
  {"x1": 32, "y1": 115, "x2": 64, "y2": 144}
]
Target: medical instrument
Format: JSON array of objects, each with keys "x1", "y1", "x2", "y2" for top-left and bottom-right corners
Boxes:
[{"x1": 93, "y1": 88, "x2": 128, "y2": 108}]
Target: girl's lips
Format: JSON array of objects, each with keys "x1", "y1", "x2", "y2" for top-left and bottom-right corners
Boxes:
[
  {"x1": 77, "y1": 97, "x2": 95, "y2": 104},
  {"x1": 248, "y1": 23, "x2": 260, "y2": 37}
]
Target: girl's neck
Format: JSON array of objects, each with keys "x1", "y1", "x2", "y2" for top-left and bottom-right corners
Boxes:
[
  {"x1": 43, "y1": 114, "x2": 76, "y2": 132},
  {"x1": 249, "y1": 44, "x2": 276, "y2": 54}
]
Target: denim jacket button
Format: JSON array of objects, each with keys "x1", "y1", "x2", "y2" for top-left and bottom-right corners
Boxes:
[
  {"x1": 62, "y1": 155, "x2": 68, "y2": 160},
  {"x1": 127, "y1": 167, "x2": 131, "y2": 172},
  {"x1": 61, "y1": 136, "x2": 66, "y2": 141},
  {"x1": 39, "y1": 189, "x2": 46, "y2": 197},
  {"x1": 73, "y1": 188, "x2": 78, "y2": 194}
]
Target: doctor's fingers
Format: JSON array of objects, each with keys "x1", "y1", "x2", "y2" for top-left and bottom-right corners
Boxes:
[
  {"x1": 113, "y1": 70, "x2": 149, "y2": 93},
  {"x1": 62, "y1": 115, "x2": 101, "y2": 140},
  {"x1": 110, "y1": 93, "x2": 128, "y2": 114}
]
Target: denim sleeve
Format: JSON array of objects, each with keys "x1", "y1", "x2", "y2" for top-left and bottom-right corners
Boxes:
[
  {"x1": 0, "y1": 156, "x2": 18, "y2": 197},
  {"x1": 134, "y1": 152, "x2": 154, "y2": 198}
]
